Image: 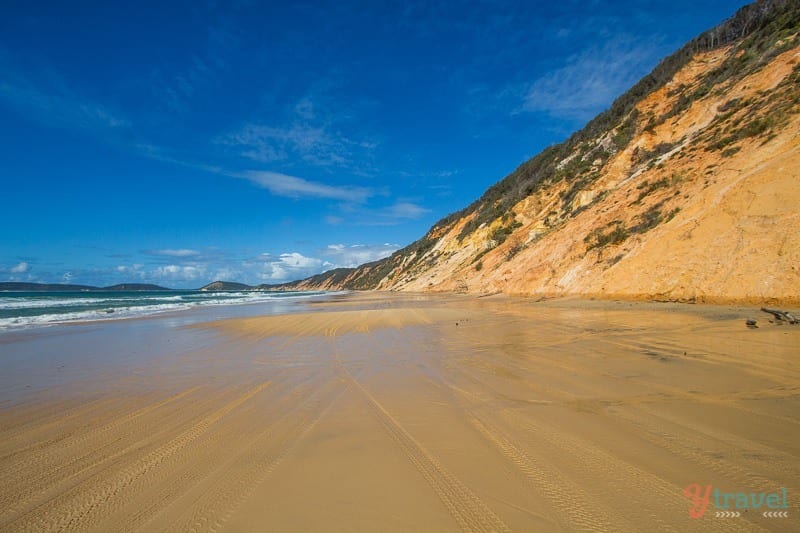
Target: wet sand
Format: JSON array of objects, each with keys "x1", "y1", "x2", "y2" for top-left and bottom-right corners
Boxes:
[{"x1": 1, "y1": 293, "x2": 798, "y2": 531}]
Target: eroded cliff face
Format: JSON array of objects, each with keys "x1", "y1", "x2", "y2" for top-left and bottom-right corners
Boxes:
[
  {"x1": 391, "y1": 46, "x2": 800, "y2": 303},
  {"x1": 294, "y1": 2, "x2": 800, "y2": 304}
]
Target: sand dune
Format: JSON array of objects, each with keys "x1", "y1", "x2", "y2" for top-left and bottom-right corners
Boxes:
[{"x1": 0, "y1": 294, "x2": 798, "y2": 531}]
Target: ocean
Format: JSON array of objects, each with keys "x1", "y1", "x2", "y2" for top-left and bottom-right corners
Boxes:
[{"x1": 0, "y1": 290, "x2": 328, "y2": 330}]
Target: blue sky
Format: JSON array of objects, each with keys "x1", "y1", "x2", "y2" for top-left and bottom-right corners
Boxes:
[{"x1": 0, "y1": 0, "x2": 749, "y2": 288}]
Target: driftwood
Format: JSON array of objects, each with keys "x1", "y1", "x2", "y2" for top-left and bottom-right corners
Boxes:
[{"x1": 760, "y1": 307, "x2": 799, "y2": 324}]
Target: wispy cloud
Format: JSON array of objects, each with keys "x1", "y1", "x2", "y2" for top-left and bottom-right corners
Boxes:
[
  {"x1": 238, "y1": 170, "x2": 373, "y2": 202},
  {"x1": 217, "y1": 94, "x2": 378, "y2": 172},
  {"x1": 522, "y1": 35, "x2": 662, "y2": 120},
  {"x1": 384, "y1": 202, "x2": 430, "y2": 220},
  {"x1": 144, "y1": 249, "x2": 201, "y2": 258},
  {"x1": 150, "y1": 55, "x2": 222, "y2": 114},
  {"x1": 340, "y1": 200, "x2": 431, "y2": 226},
  {"x1": 324, "y1": 243, "x2": 398, "y2": 267},
  {"x1": 0, "y1": 68, "x2": 128, "y2": 133},
  {"x1": 125, "y1": 140, "x2": 380, "y2": 207},
  {"x1": 219, "y1": 123, "x2": 332, "y2": 164},
  {"x1": 147, "y1": 14, "x2": 242, "y2": 114},
  {"x1": 125, "y1": 142, "x2": 376, "y2": 204},
  {"x1": 0, "y1": 59, "x2": 391, "y2": 214}
]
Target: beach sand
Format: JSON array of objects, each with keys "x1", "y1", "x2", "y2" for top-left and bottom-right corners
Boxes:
[{"x1": 0, "y1": 293, "x2": 798, "y2": 531}]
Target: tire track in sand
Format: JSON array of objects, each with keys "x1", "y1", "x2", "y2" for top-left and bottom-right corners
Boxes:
[
  {"x1": 1, "y1": 388, "x2": 223, "y2": 527},
  {"x1": 0, "y1": 396, "x2": 122, "y2": 457},
  {"x1": 497, "y1": 409, "x2": 760, "y2": 533},
  {"x1": 465, "y1": 412, "x2": 627, "y2": 532},
  {"x1": 159, "y1": 330, "x2": 384, "y2": 531},
  {"x1": 161, "y1": 375, "x2": 350, "y2": 533},
  {"x1": 8, "y1": 380, "x2": 271, "y2": 532},
  {"x1": 610, "y1": 404, "x2": 799, "y2": 500},
  {"x1": 0, "y1": 386, "x2": 201, "y2": 483},
  {"x1": 83, "y1": 373, "x2": 315, "y2": 532},
  {"x1": 0, "y1": 386, "x2": 229, "y2": 526},
  {"x1": 433, "y1": 359, "x2": 763, "y2": 533},
  {"x1": 414, "y1": 366, "x2": 629, "y2": 533},
  {"x1": 111, "y1": 369, "x2": 335, "y2": 532},
  {"x1": 336, "y1": 355, "x2": 510, "y2": 533}
]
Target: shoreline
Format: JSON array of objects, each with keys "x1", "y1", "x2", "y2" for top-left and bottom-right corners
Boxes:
[{"x1": 0, "y1": 289, "x2": 341, "y2": 335}]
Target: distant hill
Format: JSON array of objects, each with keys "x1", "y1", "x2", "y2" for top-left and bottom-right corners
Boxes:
[
  {"x1": 0, "y1": 282, "x2": 98, "y2": 292},
  {"x1": 103, "y1": 284, "x2": 171, "y2": 291},
  {"x1": 281, "y1": 0, "x2": 800, "y2": 304},
  {"x1": 199, "y1": 281, "x2": 253, "y2": 291},
  {"x1": 0, "y1": 282, "x2": 171, "y2": 292}
]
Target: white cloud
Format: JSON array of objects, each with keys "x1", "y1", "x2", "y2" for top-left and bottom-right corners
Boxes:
[
  {"x1": 324, "y1": 243, "x2": 398, "y2": 267},
  {"x1": 522, "y1": 36, "x2": 661, "y2": 120},
  {"x1": 239, "y1": 170, "x2": 372, "y2": 202},
  {"x1": 248, "y1": 243, "x2": 399, "y2": 283},
  {"x1": 115, "y1": 264, "x2": 145, "y2": 277},
  {"x1": 278, "y1": 252, "x2": 323, "y2": 269},
  {"x1": 152, "y1": 264, "x2": 206, "y2": 281},
  {"x1": 246, "y1": 251, "x2": 329, "y2": 283},
  {"x1": 213, "y1": 267, "x2": 239, "y2": 281},
  {"x1": 10, "y1": 261, "x2": 29, "y2": 273}
]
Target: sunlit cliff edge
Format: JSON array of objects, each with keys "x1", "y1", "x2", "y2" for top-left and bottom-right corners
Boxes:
[{"x1": 288, "y1": 0, "x2": 800, "y2": 304}]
